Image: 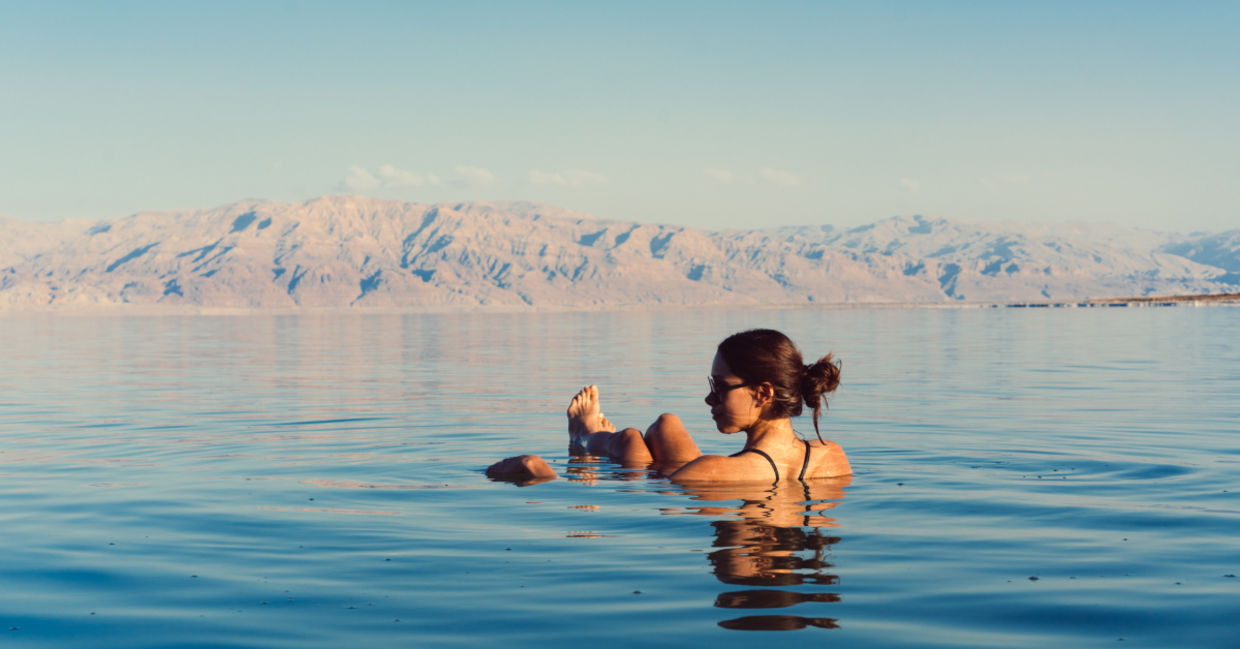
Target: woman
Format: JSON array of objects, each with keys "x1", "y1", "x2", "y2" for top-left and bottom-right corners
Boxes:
[{"x1": 488, "y1": 329, "x2": 851, "y2": 484}]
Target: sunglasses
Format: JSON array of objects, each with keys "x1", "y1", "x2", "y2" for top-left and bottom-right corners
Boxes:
[{"x1": 707, "y1": 376, "x2": 751, "y2": 399}]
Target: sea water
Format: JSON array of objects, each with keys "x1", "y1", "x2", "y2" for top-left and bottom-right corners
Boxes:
[{"x1": 0, "y1": 307, "x2": 1236, "y2": 648}]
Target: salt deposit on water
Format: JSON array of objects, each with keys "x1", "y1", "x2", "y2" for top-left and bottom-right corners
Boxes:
[{"x1": 0, "y1": 307, "x2": 1236, "y2": 648}]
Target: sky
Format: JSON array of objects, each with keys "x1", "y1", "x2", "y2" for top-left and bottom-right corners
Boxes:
[{"x1": 1, "y1": 1, "x2": 1237, "y2": 232}]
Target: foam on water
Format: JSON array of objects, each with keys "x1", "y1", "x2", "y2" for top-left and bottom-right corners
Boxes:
[{"x1": 1, "y1": 307, "x2": 1237, "y2": 648}]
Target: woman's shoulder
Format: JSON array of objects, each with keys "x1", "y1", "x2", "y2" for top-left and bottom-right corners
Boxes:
[{"x1": 805, "y1": 438, "x2": 851, "y2": 478}]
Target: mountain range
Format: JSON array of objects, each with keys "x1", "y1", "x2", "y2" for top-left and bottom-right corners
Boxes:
[{"x1": 1, "y1": 195, "x2": 1236, "y2": 310}]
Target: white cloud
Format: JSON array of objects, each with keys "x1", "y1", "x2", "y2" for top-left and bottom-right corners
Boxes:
[
  {"x1": 528, "y1": 168, "x2": 607, "y2": 187},
  {"x1": 377, "y1": 164, "x2": 435, "y2": 188},
  {"x1": 343, "y1": 164, "x2": 438, "y2": 191},
  {"x1": 705, "y1": 168, "x2": 738, "y2": 184},
  {"x1": 528, "y1": 169, "x2": 564, "y2": 185},
  {"x1": 344, "y1": 165, "x2": 381, "y2": 191},
  {"x1": 456, "y1": 165, "x2": 496, "y2": 186},
  {"x1": 900, "y1": 178, "x2": 921, "y2": 192},
  {"x1": 759, "y1": 167, "x2": 802, "y2": 188}
]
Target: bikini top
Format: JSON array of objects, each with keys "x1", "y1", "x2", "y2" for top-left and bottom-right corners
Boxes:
[{"x1": 730, "y1": 439, "x2": 812, "y2": 483}]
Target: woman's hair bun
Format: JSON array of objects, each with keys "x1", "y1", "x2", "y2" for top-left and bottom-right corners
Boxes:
[
  {"x1": 801, "y1": 354, "x2": 841, "y2": 441},
  {"x1": 802, "y1": 354, "x2": 841, "y2": 403}
]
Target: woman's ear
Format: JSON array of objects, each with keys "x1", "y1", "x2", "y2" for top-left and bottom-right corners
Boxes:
[{"x1": 754, "y1": 382, "x2": 775, "y2": 406}]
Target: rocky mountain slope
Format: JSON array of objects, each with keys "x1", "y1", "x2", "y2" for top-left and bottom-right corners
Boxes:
[{"x1": 1, "y1": 196, "x2": 1235, "y2": 310}]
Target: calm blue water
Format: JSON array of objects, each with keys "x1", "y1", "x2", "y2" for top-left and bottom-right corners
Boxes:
[{"x1": 1, "y1": 307, "x2": 1237, "y2": 648}]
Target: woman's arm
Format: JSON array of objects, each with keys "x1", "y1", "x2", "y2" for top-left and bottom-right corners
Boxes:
[{"x1": 486, "y1": 455, "x2": 558, "y2": 484}]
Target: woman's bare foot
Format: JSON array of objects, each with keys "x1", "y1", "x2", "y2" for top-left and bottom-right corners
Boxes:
[
  {"x1": 565, "y1": 385, "x2": 653, "y2": 465},
  {"x1": 567, "y1": 385, "x2": 605, "y2": 441}
]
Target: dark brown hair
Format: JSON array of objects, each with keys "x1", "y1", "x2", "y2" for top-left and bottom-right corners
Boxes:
[{"x1": 717, "y1": 329, "x2": 841, "y2": 442}]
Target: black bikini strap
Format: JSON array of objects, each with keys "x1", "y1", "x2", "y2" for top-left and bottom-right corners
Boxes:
[
  {"x1": 797, "y1": 439, "x2": 812, "y2": 482},
  {"x1": 731, "y1": 448, "x2": 779, "y2": 483}
]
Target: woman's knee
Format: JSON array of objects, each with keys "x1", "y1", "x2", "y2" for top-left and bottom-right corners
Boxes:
[
  {"x1": 609, "y1": 428, "x2": 652, "y2": 463},
  {"x1": 611, "y1": 428, "x2": 644, "y2": 451},
  {"x1": 646, "y1": 413, "x2": 683, "y2": 437}
]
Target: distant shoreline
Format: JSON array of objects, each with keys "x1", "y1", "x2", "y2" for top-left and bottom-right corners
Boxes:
[
  {"x1": 1000, "y1": 292, "x2": 1240, "y2": 308},
  {"x1": 4, "y1": 292, "x2": 1239, "y2": 316}
]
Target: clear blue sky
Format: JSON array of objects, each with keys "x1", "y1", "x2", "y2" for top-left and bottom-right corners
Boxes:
[{"x1": 1, "y1": 1, "x2": 1236, "y2": 231}]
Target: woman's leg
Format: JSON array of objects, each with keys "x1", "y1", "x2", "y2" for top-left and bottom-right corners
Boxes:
[
  {"x1": 490, "y1": 387, "x2": 694, "y2": 483},
  {"x1": 643, "y1": 413, "x2": 702, "y2": 472},
  {"x1": 567, "y1": 385, "x2": 653, "y2": 466}
]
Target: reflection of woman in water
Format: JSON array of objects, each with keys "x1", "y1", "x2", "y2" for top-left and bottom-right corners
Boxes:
[
  {"x1": 555, "y1": 464, "x2": 852, "y2": 630},
  {"x1": 683, "y1": 479, "x2": 849, "y2": 631},
  {"x1": 488, "y1": 328, "x2": 851, "y2": 483}
]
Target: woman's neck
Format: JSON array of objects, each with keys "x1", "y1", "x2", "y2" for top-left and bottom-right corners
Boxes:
[{"x1": 743, "y1": 416, "x2": 797, "y2": 451}]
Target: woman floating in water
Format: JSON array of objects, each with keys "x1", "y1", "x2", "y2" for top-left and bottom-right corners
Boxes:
[{"x1": 488, "y1": 329, "x2": 851, "y2": 484}]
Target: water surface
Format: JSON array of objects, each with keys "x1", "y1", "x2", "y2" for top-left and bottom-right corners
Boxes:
[{"x1": 1, "y1": 307, "x2": 1237, "y2": 648}]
